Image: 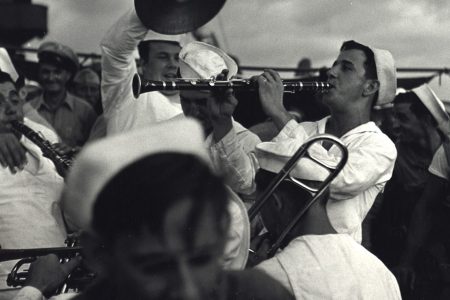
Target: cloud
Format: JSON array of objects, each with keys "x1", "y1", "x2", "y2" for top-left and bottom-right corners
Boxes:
[{"x1": 25, "y1": 0, "x2": 449, "y2": 75}]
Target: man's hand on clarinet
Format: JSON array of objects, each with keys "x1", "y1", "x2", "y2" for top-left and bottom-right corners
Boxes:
[
  {"x1": 207, "y1": 69, "x2": 238, "y2": 141},
  {"x1": 253, "y1": 69, "x2": 293, "y2": 130}
]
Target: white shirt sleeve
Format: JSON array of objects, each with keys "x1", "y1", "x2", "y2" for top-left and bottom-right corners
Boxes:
[
  {"x1": 329, "y1": 134, "x2": 397, "y2": 200},
  {"x1": 209, "y1": 126, "x2": 261, "y2": 195},
  {"x1": 12, "y1": 286, "x2": 43, "y2": 300},
  {"x1": 100, "y1": 8, "x2": 147, "y2": 123},
  {"x1": 429, "y1": 145, "x2": 449, "y2": 180}
]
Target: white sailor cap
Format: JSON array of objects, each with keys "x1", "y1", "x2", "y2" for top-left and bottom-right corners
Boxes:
[
  {"x1": 412, "y1": 83, "x2": 450, "y2": 135},
  {"x1": 179, "y1": 41, "x2": 238, "y2": 80},
  {"x1": 61, "y1": 118, "x2": 209, "y2": 230},
  {"x1": 367, "y1": 45, "x2": 397, "y2": 107}
]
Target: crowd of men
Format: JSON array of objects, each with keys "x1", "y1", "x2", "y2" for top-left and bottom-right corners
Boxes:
[{"x1": 0, "y1": 5, "x2": 449, "y2": 300}]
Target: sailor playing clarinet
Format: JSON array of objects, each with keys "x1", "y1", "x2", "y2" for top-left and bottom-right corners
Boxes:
[{"x1": 0, "y1": 70, "x2": 67, "y2": 300}]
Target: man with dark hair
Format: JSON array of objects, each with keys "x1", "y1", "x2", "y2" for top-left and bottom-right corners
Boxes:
[
  {"x1": 206, "y1": 40, "x2": 397, "y2": 243},
  {"x1": 24, "y1": 42, "x2": 97, "y2": 148},
  {"x1": 100, "y1": 7, "x2": 188, "y2": 135}
]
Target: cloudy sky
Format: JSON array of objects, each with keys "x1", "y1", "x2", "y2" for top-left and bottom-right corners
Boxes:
[{"x1": 30, "y1": 0, "x2": 449, "y2": 77}]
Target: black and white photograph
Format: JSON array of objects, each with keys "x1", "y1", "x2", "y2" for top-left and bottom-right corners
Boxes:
[{"x1": 0, "y1": 0, "x2": 449, "y2": 299}]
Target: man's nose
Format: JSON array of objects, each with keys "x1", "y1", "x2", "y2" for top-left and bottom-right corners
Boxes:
[
  {"x1": 167, "y1": 57, "x2": 179, "y2": 68},
  {"x1": 327, "y1": 66, "x2": 337, "y2": 79},
  {"x1": 47, "y1": 72, "x2": 58, "y2": 81}
]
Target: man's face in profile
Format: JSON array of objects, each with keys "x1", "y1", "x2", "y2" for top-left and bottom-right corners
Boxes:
[
  {"x1": 0, "y1": 81, "x2": 24, "y2": 123},
  {"x1": 106, "y1": 198, "x2": 225, "y2": 300}
]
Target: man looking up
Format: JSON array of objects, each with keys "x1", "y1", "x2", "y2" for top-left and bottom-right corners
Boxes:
[
  {"x1": 100, "y1": 8, "x2": 189, "y2": 135},
  {"x1": 24, "y1": 42, "x2": 97, "y2": 148},
  {"x1": 207, "y1": 40, "x2": 397, "y2": 243}
]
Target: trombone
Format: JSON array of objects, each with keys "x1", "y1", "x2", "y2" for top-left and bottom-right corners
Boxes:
[
  {"x1": 0, "y1": 241, "x2": 94, "y2": 293},
  {"x1": 248, "y1": 134, "x2": 348, "y2": 257}
]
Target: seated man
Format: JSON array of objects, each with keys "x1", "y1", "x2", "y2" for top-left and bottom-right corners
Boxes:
[
  {"x1": 207, "y1": 40, "x2": 398, "y2": 243},
  {"x1": 13, "y1": 118, "x2": 294, "y2": 300},
  {"x1": 0, "y1": 71, "x2": 67, "y2": 298},
  {"x1": 251, "y1": 140, "x2": 401, "y2": 299}
]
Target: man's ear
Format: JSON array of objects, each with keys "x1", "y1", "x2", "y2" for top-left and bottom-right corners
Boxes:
[{"x1": 363, "y1": 79, "x2": 380, "y2": 97}]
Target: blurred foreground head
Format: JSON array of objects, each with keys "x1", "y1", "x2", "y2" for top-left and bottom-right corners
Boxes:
[{"x1": 62, "y1": 118, "x2": 231, "y2": 300}]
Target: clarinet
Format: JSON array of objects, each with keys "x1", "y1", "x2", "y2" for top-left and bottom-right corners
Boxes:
[{"x1": 10, "y1": 121, "x2": 72, "y2": 176}]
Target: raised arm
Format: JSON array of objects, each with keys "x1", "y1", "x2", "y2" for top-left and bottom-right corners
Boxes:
[{"x1": 100, "y1": 8, "x2": 147, "y2": 122}]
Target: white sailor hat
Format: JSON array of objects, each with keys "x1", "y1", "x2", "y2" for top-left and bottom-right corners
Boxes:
[
  {"x1": 179, "y1": 41, "x2": 238, "y2": 80},
  {"x1": 61, "y1": 118, "x2": 209, "y2": 230},
  {"x1": 0, "y1": 48, "x2": 19, "y2": 82},
  {"x1": 142, "y1": 29, "x2": 191, "y2": 46},
  {"x1": 412, "y1": 83, "x2": 450, "y2": 135},
  {"x1": 366, "y1": 45, "x2": 397, "y2": 107}
]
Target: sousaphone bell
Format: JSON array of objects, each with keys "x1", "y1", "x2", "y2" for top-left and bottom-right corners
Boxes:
[{"x1": 134, "y1": 0, "x2": 226, "y2": 34}]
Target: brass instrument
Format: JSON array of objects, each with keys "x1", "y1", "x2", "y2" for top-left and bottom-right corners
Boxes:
[
  {"x1": 1, "y1": 240, "x2": 95, "y2": 293},
  {"x1": 134, "y1": 0, "x2": 226, "y2": 34},
  {"x1": 10, "y1": 121, "x2": 73, "y2": 177},
  {"x1": 248, "y1": 134, "x2": 348, "y2": 256},
  {"x1": 132, "y1": 73, "x2": 330, "y2": 98}
]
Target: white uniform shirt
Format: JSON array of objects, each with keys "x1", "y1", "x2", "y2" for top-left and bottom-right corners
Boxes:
[
  {"x1": 0, "y1": 119, "x2": 67, "y2": 290},
  {"x1": 428, "y1": 144, "x2": 449, "y2": 180},
  {"x1": 209, "y1": 117, "x2": 397, "y2": 242},
  {"x1": 257, "y1": 234, "x2": 401, "y2": 300},
  {"x1": 100, "y1": 9, "x2": 182, "y2": 136},
  {"x1": 12, "y1": 287, "x2": 74, "y2": 300}
]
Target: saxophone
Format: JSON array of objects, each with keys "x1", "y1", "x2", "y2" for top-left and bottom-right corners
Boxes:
[{"x1": 10, "y1": 120, "x2": 73, "y2": 177}]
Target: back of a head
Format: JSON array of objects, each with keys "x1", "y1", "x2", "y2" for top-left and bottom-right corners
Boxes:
[
  {"x1": 92, "y1": 152, "x2": 229, "y2": 243},
  {"x1": 255, "y1": 168, "x2": 332, "y2": 244}
]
